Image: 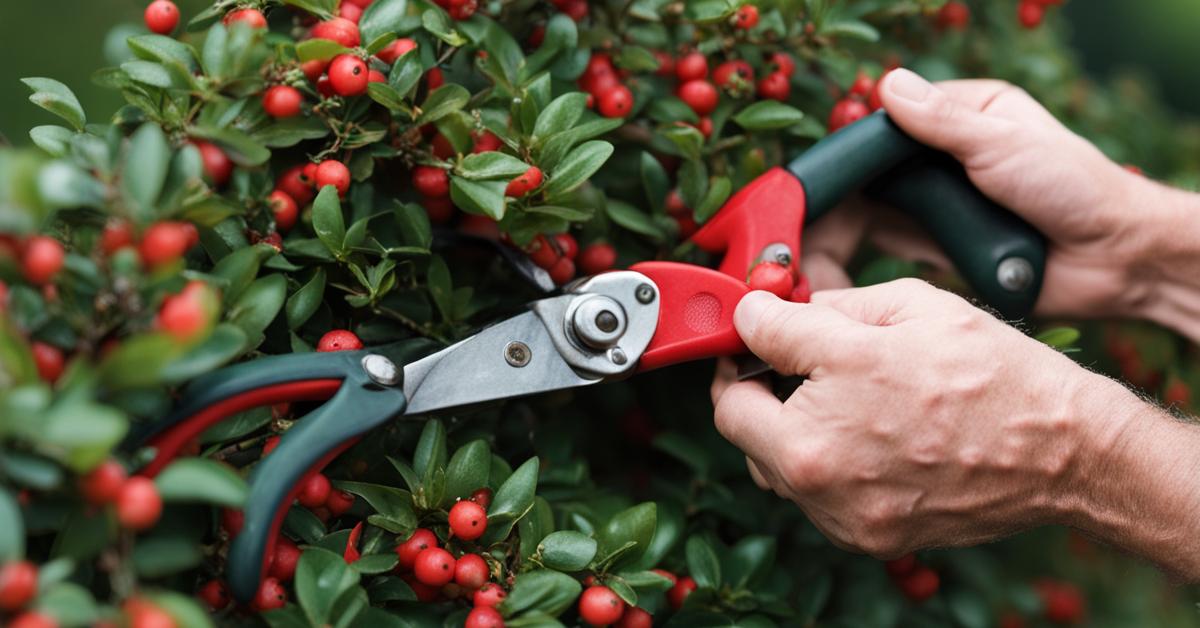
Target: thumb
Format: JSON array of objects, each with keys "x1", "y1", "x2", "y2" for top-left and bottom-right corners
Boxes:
[
  {"x1": 879, "y1": 69, "x2": 1011, "y2": 160},
  {"x1": 734, "y1": 291, "x2": 868, "y2": 376}
]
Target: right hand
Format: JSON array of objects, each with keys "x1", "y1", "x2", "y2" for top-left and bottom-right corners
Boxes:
[{"x1": 868, "y1": 69, "x2": 1172, "y2": 321}]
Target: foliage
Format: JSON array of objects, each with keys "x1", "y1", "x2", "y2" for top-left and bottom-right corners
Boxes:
[{"x1": 2, "y1": 0, "x2": 1199, "y2": 626}]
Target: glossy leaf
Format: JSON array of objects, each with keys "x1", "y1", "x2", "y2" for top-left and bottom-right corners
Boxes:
[
  {"x1": 155, "y1": 458, "x2": 249, "y2": 507},
  {"x1": 539, "y1": 530, "x2": 597, "y2": 571},
  {"x1": 296, "y1": 547, "x2": 361, "y2": 627}
]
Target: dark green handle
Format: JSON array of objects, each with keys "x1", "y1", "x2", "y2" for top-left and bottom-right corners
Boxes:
[
  {"x1": 787, "y1": 111, "x2": 1045, "y2": 319},
  {"x1": 227, "y1": 378, "x2": 407, "y2": 603}
]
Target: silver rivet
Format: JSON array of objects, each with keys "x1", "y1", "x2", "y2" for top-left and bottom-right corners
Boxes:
[
  {"x1": 361, "y1": 354, "x2": 402, "y2": 387},
  {"x1": 504, "y1": 341, "x2": 531, "y2": 367},
  {"x1": 595, "y1": 310, "x2": 619, "y2": 332},
  {"x1": 635, "y1": 284, "x2": 655, "y2": 304},
  {"x1": 608, "y1": 347, "x2": 628, "y2": 365},
  {"x1": 997, "y1": 257, "x2": 1035, "y2": 292}
]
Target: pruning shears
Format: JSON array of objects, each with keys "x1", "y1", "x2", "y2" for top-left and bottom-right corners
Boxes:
[{"x1": 130, "y1": 111, "x2": 1046, "y2": 604}]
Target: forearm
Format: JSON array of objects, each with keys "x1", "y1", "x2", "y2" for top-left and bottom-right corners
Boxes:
[
  {"x1": 1129, "y1": 181, "x2": 1200, "y2": 344},
  {"x1": 1065, "y1": 376, "x2": 1200, "y2": 579}
]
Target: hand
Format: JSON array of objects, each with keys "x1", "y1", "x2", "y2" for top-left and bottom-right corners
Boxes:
[
  {"x1": 710, "y1": 281, "x2": 1142, "y2": 558},
  {"x1": 870, "y1": 69, "x2": 1188, "y2": 323}
]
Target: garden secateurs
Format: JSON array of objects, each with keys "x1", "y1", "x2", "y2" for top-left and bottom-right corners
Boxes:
[{"x1": 130, "y1": 111, "x2": 1047, "y2": 603}]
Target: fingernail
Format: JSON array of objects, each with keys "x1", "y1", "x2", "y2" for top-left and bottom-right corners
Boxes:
[
  {"x1": 886, "y1": 68, "x2": 932, "y2": 103},
  {"x1": 735, "y1": 291, "x2": 781, "y2": 339}
]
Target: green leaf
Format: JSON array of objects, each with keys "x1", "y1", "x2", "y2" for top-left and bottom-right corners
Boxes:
[
  {"x1": 543, "y1": 140, "x2": 613, "y2": 199},
  {"x1": 287, "y1": 268, "x2": 327, "y2": 329},
  {"x1": 297, "y1": 38, "x2": 350, "y2": 62},
  {"x1": 484, "y1": 457, "x2": 538, "y2": 542},
  {"x1": 412, "y1": 419, "x2": 447, "y2": 478},
  {"x1": 133, "y1": 534, "x2": 205, "y2": 578},
  {"x1": 0, "y1": 488, "x2": 24, "y2": 560},
  {"x1": 526, "y1": 205, "x2": 592, "y2": 221},
  {"x1": 312, "y1": 185, "x2": 347, "y2": 257},
  {"x1": 296, "y1": 547, "x2": 361, "y2": 627},
  {"x1": 732, "y1": 101, "x2": 806, "y2": 131},
  {"x1": 725, "y1": 536, "x2": 775, "y2": 589},
  {"x1": 597, "y1": 503, "x2": 656, "y2": 571},
  {"x1": 388, "y1": 51, "x2": 424, "y2": 96},
  {"x1": 121, "y1": 60, "x2": 176, "y2": 88},
  {"x1": 417, "y1": 84, "x2": 470, "y2": 124},
  {"x1": 1036, "y1": 327, "x2": 1080, "y2": 349},
  {"x1": 450, "y1": 176, "x2": 507, "y2": 220},
  {"x1": 352, "y1": 553, "x2": 400, "y2": 574},
  {"x1": 820, "y1": 19, "x2": 880, "y2": 42},
  {"x1": 41, "y1": 401, "x2": 128, "y2": 472},
  {"x1": 21, "y1": 78, "x2": 86, "y2": 130},
  {"x1": 367, "y1": 82, "x2": 406, "y2": 112},
  {"x1": 608, "y1": 578, "x2": 638, "y2": 607},
  {"x1": 694, "y1": 176, "x2": 732, "y2": 223},
  {"x1": 683, "y1": 0, "x2": 737, "y2": 23},
  {"x1": 126, "y1": 34, "x2": 198, "y2": 70},
  {"x1": 34, "y1": 582, "x2": 98, "y2": 626},
  {"x1": 188, "y1": 125, "x2": 270, "y2": 166},
  {"x1": 539, "y1": 531, "x2": 597, "y2": 571},
  {"x1": 426, "y1": 255, "x2": 453, "y2": 320},
  {"x1": 421, "y1": 9, "x2": 468, "y2": 46},
  {"x1": 660, "y1": 125, "x2": 704, "y2": 160},
  {"x1": 28, "y1": 125, "x2": 74, "y2": 157},
  {"x1": 640, "y1": 152, "x2": 669, "y2": 213},
  {"x1": 283, "y1": 0, "x2": 337, "y2": 19},
  {"x1": 538, "y1": 118, "x2": 622, "y2": 171},
  {"x1": 359, "y1": 0, "x2": 408, "y2": 44},
  {"x1": 155, "y1": 458, "x2": 248, "y2": 507},
  {"x1": 458, "y1": 152, "x2": 531, "y2": 180},
  {"x1": 122, "y1": 123, "x2": 171, "y2": 221},
  {"x1": 334, "y1": 481, "x2": 417, "y2": 531},
  {"x1": 606, "y1": 200, "x2": 665, "y2": 242},
  {"x1": 500, "y1": 570, "x2": 582, "y2": 617},
  {"x1": 443, "y1": 440, "x2": 491, "y2": 503},
  {"x1": 256, "y1": 116, "x2": 331, "y2": 148},
  {"x1": 211, "y1": 244, "x2": 274, "y2": 302},
  {"x1": 199, "y1": 407, "x2": 270, "y2": 445},
  {"x1": 685, "y1": 536, "x2": 722, "y2": 589},
  {"x1": 142, "y1": 591, "x2": 215, "y2": 628},
  {"x1": 36, "y1": 161, "x2": 106, "y2": 209},
  {"x1": 533, "y1": 92, "x2": 589, "y2": 140},
  {"x1": 229, "y1": 274, "x2": 287, "y2": 344}
]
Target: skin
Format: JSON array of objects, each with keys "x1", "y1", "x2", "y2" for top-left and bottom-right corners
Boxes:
[{"x1": 711, "y1": 68, "x2": 1200, "y2": 579}]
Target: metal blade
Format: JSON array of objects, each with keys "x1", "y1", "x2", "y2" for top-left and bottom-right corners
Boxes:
[{"x1": 401, "y1": 310, "x2": 598, "y2": 416}]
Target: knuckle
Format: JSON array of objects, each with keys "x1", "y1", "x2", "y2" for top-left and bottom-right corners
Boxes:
[{"x1": 780, "y1": 441, "x2": 832, "y2": 493}]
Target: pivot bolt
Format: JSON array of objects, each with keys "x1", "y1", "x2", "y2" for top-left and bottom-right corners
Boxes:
[
  {"x1": 997, "y1": 257, "x2": 1035, "y2": 292},
  {"x1": 504, "y1": 341, "x2": 532, "y2": 367},
  {"x1": 362, "y1": 354, "x2": 402, "y2": 387}
]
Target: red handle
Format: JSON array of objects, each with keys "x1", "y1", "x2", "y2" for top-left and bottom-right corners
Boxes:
[
  {"x1": 690, "y1": 167, "x2": 810, "y2": 301},
  {"x1": 630, "y1": 261, "x2": 749, "y2": 371}
]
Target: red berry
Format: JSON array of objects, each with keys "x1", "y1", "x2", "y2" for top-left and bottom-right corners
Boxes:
[
  {"x1": 276, "y1": 165, "x2": 315, "y2": 207},
  {"x1": 368, "y1": 69, "x2": 386, "y2": 84},
  {"x1": 472, "y1": 131, "x2": 503, "y2": 154},
  {"x1": 21, "y1": 236, "x2": 64, "y2": 286},
  {"x1": 101, "y1": 219, "x2": 134, "y2": 254},
  {"x1": 252, "y1": 577, "x2": 287, "y2": 611},
  {"x1": 401, "y1": 573, "x2": 440, "y2": 602},
  {"x1": 326, "y1": 489, "x2": 355, "y2": 516},
  {"x1": 653, "y1": 50, "x2": 675, "y2": 76},
  {"x1": 426, "y1": 67, "x2": 445, "y2": 90},
  {"x1": 413, "y1": 547, "x2": 456, "y2": 587},
  {"x1": 695, "y1": 116, "x2": 713, "y2": 138},
  {"x1": 1036, "y1": 580, "x2": 1085, "y2": 624},
  {"x1": 125, "y1": 599, "x2": 175, "y2": 628},
  {"x1": 449, "y1": 500, "x2": 489, "y2": 541},
  {"x1": 270, "y1": 537, "x2": 302, "y2": 581},
  {"x1": 675, "y1": 51, "x2": 708, "y2": 81},
  {"x1": 339, "y1": 2, "x2": 363, "y2": 22},
  {"x1": 311, "y1": 17, "x2": 360, "y2": 47},
  {"x1": 301, "y1": 59, "x2": 329, "y2": 82},
  {"x1": 548, "y1": 256, "x2": 575, "y2": 285},
  {"x1": 297, "y1": 473, "x2": 332, "y2": 508},
  {"x1": 454, "y1": 553, "x2": 489, "y2": 589},
  {"x1": 413, "y1": 166, "x2": 450, "y2": 197},
  {"x1": 666, "y1": 576, "x2": 696, "y2": 610},
  {"x1": 469, "y1": 487, "x2": 493, "y2": 509},
  {"x1": 465, "y1": 606, "x2": 505, "y2": 628},
  {"x1": 561, "y1": 0, "x2": 588, "y2": 21},
  {"x1": 524, "y1": 234, "x2": 559, "y2": 269},
  {"x1": 767, "y1": 51, "x2": 795, "y2": 76},
  {"x1": 315, "y1": 159, "x2": 352, "y2": 197},
  {"x1": 377, "y1": 38, "x2": 418, "y2": 65},
  {"x1": 615, "y1": 607, "x2": 652, "y2": 628},
  {"x1": 713, "y1": 60, "x2": 755, "y2": 91},
  {"x1": 936, "y1": 1, "x2": 970, "y2": 30},
  {"x1": 157, "y1": 281, "x2": 210, "y2": 341},
  {"x1": 198, "y1": 580, "x2": 230, "y2": 611},
  {"x1": 31, "y1": 342, "x2": 65, "y2": 384},
  {"x1": 0, "y1": 561, "x2": 38, "y2": 612},
  {"x1": 678, "y1": 80, "x2": 718, "y2": 116},
  {"x1": 554, "y1": 233, "x2": 578, "y2": 260},
  {"x1": 423, "y1": 195, "x2": 455, "y2": 223},
  {"x1": 316, "y1": 75, "x2": 335, "y2": 98},
  {"x1": 849, "y1": 72, "x2": 875, "y2": 98},
  {"x1": 733, "y1": 5, "x2": 759, "y2": 29},
  {"x1": 395, "y1": 528, "x2": 438, "y2": 569},
  {"x1": 269, "y1": 190, "x2": 299, "y2": 232},
  {"x1": 598, "y1": 85, "x2": 634, "y2": 118},
  {"x1": 81, "y1": 459, "x2": 127, "y2": 505},
  {"x1": 263, "y1": 85, "x2": 303, "y2": 118},
  {"x1": 998, "y1": 612, "x2": 1027, "y2": 628},
  {"x1": 665, "y1": 190, "x2": 688, "y2": 216},
  {"x1": 221, "y1": 508, "x2": 244, "y2": 536},
  {"x1": 828, "y1": 97, "x2": 870, "y2": 132},
  {"x1": 328, "y1": 54, "x2": 369, "y2": 97},
  {"x1": 579, "y1": 585, "x2": 625, "y2": 626},
  {"x1": 473, "y1": 582, "x2": 507, "y2": 607},
  {"x1": 884, "y1": 554, "x2": 917, "y2": 578},
  {"x1": 263, "y1": 435, "x2": 281, "y2": 456},
  {"x1": 651, "y1": 569, "x2": 677, "y2": 585},
  {"x1": 899, "y1": 566, "x2": 940, "y2": 602},
  {"x1": 194, "y1": 140, "x2": 233, "y2": 187},
  {"x1": 578, "y1": 243, "x2": 617, "y2": 275},
  {"x1": 144, "y1": 0, "x2": 180, "y2": 34},
  {"x1": 756, "y1": 71, "x2": 790, "y2": 101},
  {"x1": 505, "y1": 166, "x2": 544, "y2": 197},
  {"x1": 224, "y1": 8, "x2": 267, "y2": 28},
  {"x1": 447, "y1": 0, "x2": 478, "y2": 20},
  {"x1": 116, "y1": 476, "x2": 163, "y2": 531},
  {"x1": 1017, "y1": 1, "x2": 1044, "y2": 28},
  {"x1": 1165, "y1": 378, "x2": 1192, "y2": 406},
  {"x1": 139, "y1": 221, "x2": 193, "y2": 268},
  {"x1": 528, "y1": 23, "x2": 546, "y2": 47}
]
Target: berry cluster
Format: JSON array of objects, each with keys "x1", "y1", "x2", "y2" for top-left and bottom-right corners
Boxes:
[{"x1": 1017, "y1": 0, "x2": 1065, "y2": 29}]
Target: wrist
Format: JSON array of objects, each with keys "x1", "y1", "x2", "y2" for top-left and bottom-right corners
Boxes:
[{"x1": 1061, "y1": 374, "x2": 1200, "y2": 579}]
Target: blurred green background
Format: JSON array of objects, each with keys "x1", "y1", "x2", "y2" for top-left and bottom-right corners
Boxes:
[{"x1": 3, "y1": 0, "x2": 1200, "y2": 141}]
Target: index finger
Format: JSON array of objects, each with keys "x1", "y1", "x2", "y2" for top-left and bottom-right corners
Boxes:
[{"x1": 712, "y1": 376, "x2": 802, "y2": 464}]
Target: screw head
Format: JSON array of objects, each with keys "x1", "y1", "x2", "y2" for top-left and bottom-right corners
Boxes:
[
  {"x1": 997, "y1": 257, "x2": 1035, "y2": 292},
  {"x1": 635, "y1": 284, "x2": 656, "y2": 304},
  {"x1": 504, "y1": 341, "x2": 532, "y2": 367},
  {"x1": 361, "y1": 354, "x2": 402, "y2": 387},
  {"x1": 608, "y1": 347, "x2": 628, "y2": 365},
  {"x1": 595, "y1": 310, "x2": 619, "y2": 332}
]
